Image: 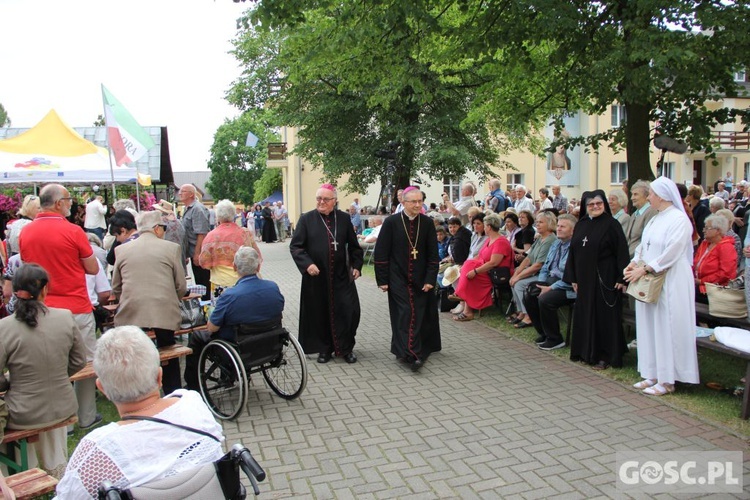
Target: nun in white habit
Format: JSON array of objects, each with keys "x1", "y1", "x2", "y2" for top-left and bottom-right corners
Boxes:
[{"x1": 624, "y1": 176, "x2": 699, "y2": 396}]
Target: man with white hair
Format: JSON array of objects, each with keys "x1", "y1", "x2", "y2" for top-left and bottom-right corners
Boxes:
[
  {"x1": 513, "y1": 184, "x2": 535, "y2": 213},
  {"x1": 112, "y1": 210, "x2": 187, "y2": 395},
  {"x1": 715, "y1": 181, "x2": 729, "y2": 202},
  {"x1": 177, "y1": 184, "x2": 211, "y2": 300},
  {"x1": 184, "y1": 246, "x2": 284, "y2": 390},
  {"x1": 442, "y1": 182, "x2": 477, "y2": 225},
  {"x1": 708, "y1": 196, "x2": 725, "y2": 214},
  {"x1": 551, "y1": 185, "x2": 568, "y2": 214}
]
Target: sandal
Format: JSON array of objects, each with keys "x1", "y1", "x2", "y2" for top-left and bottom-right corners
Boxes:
[
  {"x1": 633, "y1": 379, "x2": 657, "y2": 390},
  {"x1": 643, "y1": 383, "x2": 674, "y2": 396},
  {"x1": 453, "y1": 313, "x2": 474, "y2": 322},
  {"x1": 592, "y1": 361, "x2": 610, "y2": 371},
  {"x1": 514, "y1": 321, "x2": 533, "y2": 329}
]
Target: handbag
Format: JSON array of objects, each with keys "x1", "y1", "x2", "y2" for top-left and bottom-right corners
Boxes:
[
  {"x1": 523, "y1": 281, "x2": 546, "y2": 302},
  {"x1": 705, "y1": 281, "x2": 747, "y2": 319},
  {"x1": 488, "y1": 267, "x2": 511, "y2": 287},
  {"x1": 626, "y1": 262, "x2": 666, "y2": 303},
  {"x1": 437, "y1": 286, "x2": 459, "y2": 312},
  {"x1": 179, "y1": 296, "x2": 208, "y2": 329}
]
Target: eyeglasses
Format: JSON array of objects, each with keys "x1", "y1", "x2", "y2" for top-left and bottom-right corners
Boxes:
[
  {"x1": 403, "y1": 200, "x2": 423, "y2": 204},
  {"x1": 703, "y1": 226, "x2": 717, "y2": 231},
  {"x1": 316, "y1": 197, "x2": 335, "y2": 202},
  {"x1": 586, "y1": 201, "x2": 604, "y2": 208},
  {"x1": 58, "y1": 197, "x2": 73, "y2": 202}
]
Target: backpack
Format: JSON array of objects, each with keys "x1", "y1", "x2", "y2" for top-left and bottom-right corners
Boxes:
[{"x1": 490, "y1": 191, "x2": 509, "y2": 213}]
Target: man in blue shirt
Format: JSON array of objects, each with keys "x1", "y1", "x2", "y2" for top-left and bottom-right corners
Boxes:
[
  {"x1": 183, "y1": 246, "x2": 284, "y2": 390},
  {"x1": 522, "y1": 214, "x2": 577, "y2": 351}
]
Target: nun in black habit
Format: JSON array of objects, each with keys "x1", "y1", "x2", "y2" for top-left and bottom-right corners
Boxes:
[{"x1": 563, "y1": 190, "x2": 630, "y2": 369}]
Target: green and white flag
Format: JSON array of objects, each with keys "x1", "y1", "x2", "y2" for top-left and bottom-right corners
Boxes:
[{"x1": 102, "y1": 85, "x2": 155, "y2": 166}]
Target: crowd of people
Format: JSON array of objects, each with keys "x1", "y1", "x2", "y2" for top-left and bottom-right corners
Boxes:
[{"x1": 0, "y1": 174, "x2": 745, "y2": 497}]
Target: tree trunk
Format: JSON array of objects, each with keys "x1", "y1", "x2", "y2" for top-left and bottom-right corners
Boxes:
[{"x1": 624, "y1": 101, "x2": 654, "y2": 183}]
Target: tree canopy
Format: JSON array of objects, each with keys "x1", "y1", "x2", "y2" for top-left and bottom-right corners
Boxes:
[
  {"x1": 238, "y1": 0, "x2": 750, "y2": 187},
  {"x1": 205, "y1": 109, "x2": 279, "y2": 206}
]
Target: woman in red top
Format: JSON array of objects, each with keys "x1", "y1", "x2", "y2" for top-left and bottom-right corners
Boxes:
[
  {"x1": 693, "y1": 214, "x2": 737, "y2": 303},
  {"x1": 453, "y1": 213, "x2": 514, "y2": 321}
]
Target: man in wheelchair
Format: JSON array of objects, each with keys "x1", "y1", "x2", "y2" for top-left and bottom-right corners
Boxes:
[{"x1": 184, "y1": 246, "x2": 285, "y2": 391}]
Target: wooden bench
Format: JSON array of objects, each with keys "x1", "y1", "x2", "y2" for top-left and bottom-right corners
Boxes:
[
  {"x1": 70, "y1": 344, "x2": 193, "y2": 382},
  {"x1": 0, "y1": 468, "x2": 59, "y2": 499},
  {"x1": 623, "y1": 306, "x2": 750, "y2": 419},
  {"x1": 696, "y1": 336, "x2": 750, "y2": 419},
  {"x1": 0, "y1": 416, "x2": 78, "y2": 474}
]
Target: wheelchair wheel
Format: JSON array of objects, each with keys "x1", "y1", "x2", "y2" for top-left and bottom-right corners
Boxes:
[
  {"x1": 198, "y1": 340, "x2": 247, "y2": 420},
  {"x1": 262, "y1": 333, "x2": 307, "y2": 400}
]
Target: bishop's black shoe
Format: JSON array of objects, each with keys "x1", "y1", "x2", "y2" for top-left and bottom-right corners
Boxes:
[
  {"x1": 317, "y1": 352, "x2": 332, "y2": 363},
  {"x1": 411, "y1": 359, "x2": 423, "y2": 372},
  {"x1": 344, "y1": 352, "x2": 357, "y2": 364}
]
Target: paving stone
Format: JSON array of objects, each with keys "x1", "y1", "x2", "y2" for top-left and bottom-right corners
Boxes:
[{"x1": 223, "y1": 242, "x2": 750, "y2": 498}]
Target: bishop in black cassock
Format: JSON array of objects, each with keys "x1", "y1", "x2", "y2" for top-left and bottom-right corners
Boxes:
[
  {"x1": 290, "y1": 184, "x2": 363, "y2": 364},
  {"x1": 374, "y1": 187, "x2": 441, "y2": 372}
]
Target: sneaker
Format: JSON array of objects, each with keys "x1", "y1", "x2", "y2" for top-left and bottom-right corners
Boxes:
[
  {"x1": 79, "y1": 413, "x2": 103, "y2": 430},
  {"x1": 627, "y1": 339, "x2": 637, "y2": 350},
  {"x1": 539, "y1": 340, "x2": 565, "y2": 351},
  {"x1": 535, "y1": 335, "x2": 546, "y2": 345}
]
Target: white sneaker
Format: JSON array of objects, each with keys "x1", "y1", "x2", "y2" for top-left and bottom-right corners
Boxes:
[{"x1": 627, "y1": 339, "x2": 637, "y2": 350}]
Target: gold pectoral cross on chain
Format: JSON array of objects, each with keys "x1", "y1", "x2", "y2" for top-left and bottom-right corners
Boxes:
[{"x1": 411, "y1": 247, "x2": 418, "y2": 260}]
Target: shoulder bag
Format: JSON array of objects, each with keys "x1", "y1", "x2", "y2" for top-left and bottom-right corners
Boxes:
[
  {"x1": 705, "y1": 278, "x2": 747, "y2": 319},
  {"x1": 626, "y1": 261, "x2": 666, "y2": 304}
]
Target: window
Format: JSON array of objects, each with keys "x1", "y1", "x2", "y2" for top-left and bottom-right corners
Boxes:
[
  {"x1": 442, "y1": 177, "x2": 461, "y2": 201},
  {"x1": 744, "y1": 162, "x2": 750, "y2": 182},
  {"x1": 506, "y1": 174, "x2": 524, "y2": 190},
  {"x1": 611, "y1": 162, "x2": 628, "y2": 184},
  {"x1": 657, "y1": 161, "x2": 675, "y2": 179},
  {"x1": 611, "y1": 105, "x2": 627, "y2": 128},
  {"x1": 735, "y1": 70, "x2": 746, "y2": 82}
]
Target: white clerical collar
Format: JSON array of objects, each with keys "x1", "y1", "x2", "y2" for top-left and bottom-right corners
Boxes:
[{"x1": 404, "y1": 212, "x2": 418, "y2": 221}]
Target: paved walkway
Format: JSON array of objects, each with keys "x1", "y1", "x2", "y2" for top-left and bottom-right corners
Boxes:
[{"x1": 224, "y1": 241, "x2": 749, "y2": 499}]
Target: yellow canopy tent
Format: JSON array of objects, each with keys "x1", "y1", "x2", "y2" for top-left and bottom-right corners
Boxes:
[{"x1": 0, "y1": 110, "x2": 136, "y2": 183}]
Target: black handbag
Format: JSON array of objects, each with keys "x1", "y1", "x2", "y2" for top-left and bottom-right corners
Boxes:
[
  {"x1": 488, "y1": 267, "x2": 511, "y2": 286},
  {"x1": 523, "y1": 280, "x2": 546, "y2": 301}
]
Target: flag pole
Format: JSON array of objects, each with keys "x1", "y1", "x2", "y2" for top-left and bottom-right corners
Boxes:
[
  {"x1": 100, "y1": 84, "x2": 117, "y2": 201},
  {"x1": 135, "y1": 176, "x2": 141, "y2": 213}
]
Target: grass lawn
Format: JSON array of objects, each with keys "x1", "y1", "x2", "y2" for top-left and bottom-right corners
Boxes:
[{"x1": 478, "y1": 304, "x2": 750, "y2": 438}]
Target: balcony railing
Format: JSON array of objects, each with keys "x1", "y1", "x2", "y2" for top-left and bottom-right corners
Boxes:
[
  {"x1": 712, "y1": 131, "x2": 750, "y2": 150},
  {"x1": 268, "y1": 142, "x2": 287, "y2": 161}
]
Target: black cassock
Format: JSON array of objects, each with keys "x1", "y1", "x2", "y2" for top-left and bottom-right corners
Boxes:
[
  {"x1": 290, "y1": 208, "x2": 363, "y2": 356},
  {"x1": 374, "y1": 212, "x2": 441, "y2": 362},
  {"x1": 261, "y1": 207, "x2": 276, "y2": 243},
  {"x1": 563, "y1": 211, "x2": 630, "y2": 367}
]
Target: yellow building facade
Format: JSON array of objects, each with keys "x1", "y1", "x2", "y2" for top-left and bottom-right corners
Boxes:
[{"x1": 270, "y1": 98, "x2": 750, "y2": 225}]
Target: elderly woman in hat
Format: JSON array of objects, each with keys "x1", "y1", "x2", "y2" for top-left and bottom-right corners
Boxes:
[{"x1": 199, "y1": 199, "x2": 262, "y2": 303}]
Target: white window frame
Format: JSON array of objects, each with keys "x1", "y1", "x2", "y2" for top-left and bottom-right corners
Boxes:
[
  {"x1": 657, "y1": 161, "x2": 675, "y2": 179},
  {"x1": 611, "y1": 104, "x2": 627, "y2": 128},
  {"x1": 744, "y1": 162, "x2": 750, "y2": 183},
  {"x1": 734, "y1": 70, "x2": 746, "y2": 82},
  {"x1": 611, "y1": 162, "x2": 628, "y2": 184},
  {"x1": 506, "y1": 173, "x2": 524, "y2": 190},
  {"x1": 442, "y1": 177, "x2": 461, "y2": 201}
]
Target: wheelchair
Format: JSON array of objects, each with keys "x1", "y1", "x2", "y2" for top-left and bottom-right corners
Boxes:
[
  {"x1": 197, "y1": 324, "x2": 307, "y2": 420},
  {"x1": 99, "y1": 444, "x2": 265, "y2": 499}
]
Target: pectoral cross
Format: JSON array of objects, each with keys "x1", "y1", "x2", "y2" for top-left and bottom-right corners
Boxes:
[
  {"x1": 411, "y1": 247, "x2": 419, "y2": 260},
  {"x1": 332, "y1": 240, "x2": 339, "y2": 251},
  {"x1": 582, "y1": 236, "x2": 588, "y2": 247},
  {"x1": 646, "y1": 241, "x2": 651, "y2": 251}
]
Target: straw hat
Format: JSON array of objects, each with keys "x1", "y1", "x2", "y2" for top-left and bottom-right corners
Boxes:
[
  {"x1": 136, "y1": 210, "x2": 165, "y2": 233},
  {"x1": 441, "y1": 265, "x2": 461, "y2": 287},
  {"x1": 152, "y1": 200, "x2": 174, "y2": 214}
]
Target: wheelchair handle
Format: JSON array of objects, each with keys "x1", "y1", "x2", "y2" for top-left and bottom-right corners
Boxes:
[
  {"x1": 98, "y1": 481, "x2": 126, "y2": 500},
  {"x1": 233, "y1": 444, "x2": 266, "y2": 482}
]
